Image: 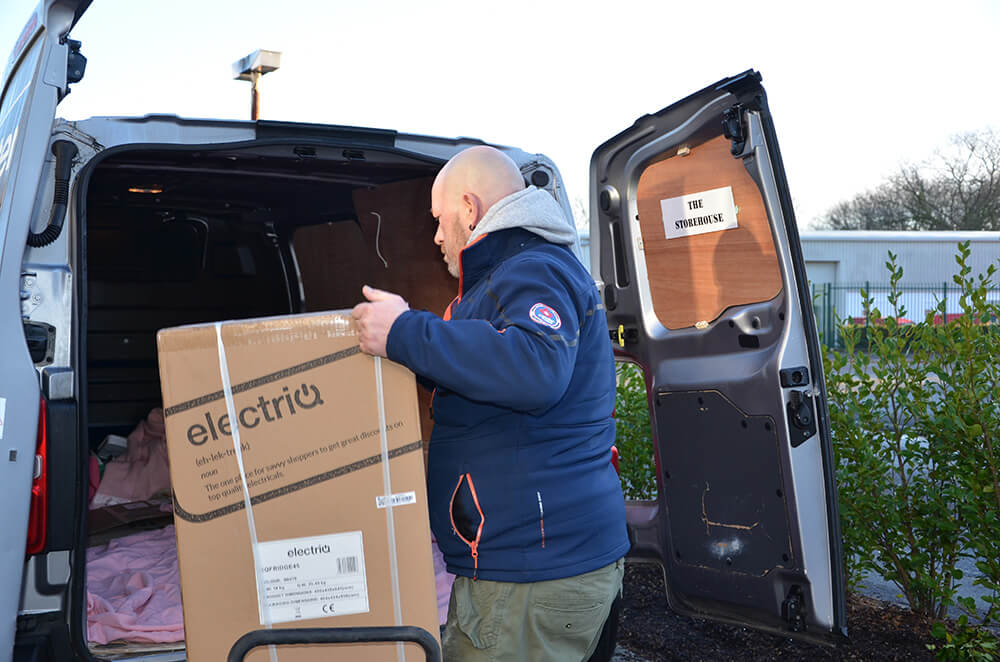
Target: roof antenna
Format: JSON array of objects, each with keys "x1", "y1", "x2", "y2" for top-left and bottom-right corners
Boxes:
[{"x1": 371, "y1": 211, "x2": 388, "y2": 268}]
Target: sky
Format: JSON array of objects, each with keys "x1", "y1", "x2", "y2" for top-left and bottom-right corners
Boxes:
[{"x1": 2, "y1": 0, "x2": 999, "y2": 229}]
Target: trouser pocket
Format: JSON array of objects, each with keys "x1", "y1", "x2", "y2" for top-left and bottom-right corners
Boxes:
[
  {"x1": 445, "y1": 576, "x2": 512, "y2": 652},
  {"x1": 530, "y1": 559, "x2": 624, "y2": 660}
]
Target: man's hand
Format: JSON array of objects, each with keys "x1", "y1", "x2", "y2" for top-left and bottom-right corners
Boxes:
[{"x1": 351, "y1": 285, "x2": 410, "y2": 357}]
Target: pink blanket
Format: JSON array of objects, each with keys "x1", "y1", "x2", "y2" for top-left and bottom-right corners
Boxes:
[
  {"x1": 92, "y1": 409, "x2": 171, "y2": 508},
  {"x1": 87, "y1": 526, "x2": 184, "y2": 644}
]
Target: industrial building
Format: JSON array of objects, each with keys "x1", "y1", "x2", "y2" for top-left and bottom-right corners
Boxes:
[{"x1": 801, "y1": 231, "x2": 1000, "y2": 343}]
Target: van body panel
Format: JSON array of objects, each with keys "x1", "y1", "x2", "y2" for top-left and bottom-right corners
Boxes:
[{"x1": 1, "y1": 3, "x2": 91, "y2": 660}]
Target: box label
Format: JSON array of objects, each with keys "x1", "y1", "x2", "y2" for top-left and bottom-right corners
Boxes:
[
  {"x1": 257, "y1": 531, "x2": 369, "y2": 624},
  {"x1": 0, "y1": 396, "x2": 6, "y2": 440},
  {"x1": 659, "y1": 186, "x2": 738, "y2": 239},
  {"x1": 375, "y1": 491, "x2": 416, "y2": 509}
]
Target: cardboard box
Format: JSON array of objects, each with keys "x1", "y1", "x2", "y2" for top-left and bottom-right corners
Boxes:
[{"x1": 157, "y1": 312, "x2": 439, "y2": 662}]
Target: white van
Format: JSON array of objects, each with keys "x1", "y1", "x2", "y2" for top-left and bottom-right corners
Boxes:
[{"x1": 2, "y1": 1, "x2": 846, "y2": 660}]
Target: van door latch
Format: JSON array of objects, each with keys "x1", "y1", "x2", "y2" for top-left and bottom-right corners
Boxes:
[
  {"x1": 781, "y1": 585, "x2": 806, "y2": 632},
  {"x1": 786, "y1": 390, "x2": 816, "y2": 447},
  {"x1": 609, "y1": 324, "x2": 638, "y2": 348}
]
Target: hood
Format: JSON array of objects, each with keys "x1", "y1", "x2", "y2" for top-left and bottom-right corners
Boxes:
[{"x1": 468, "y1": 186, "x2": 578, "y2": 247}]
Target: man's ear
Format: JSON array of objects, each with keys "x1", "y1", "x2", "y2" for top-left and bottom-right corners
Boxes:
[{"x1": 462, "y1": 192, "x2": 483, "y2": 226}]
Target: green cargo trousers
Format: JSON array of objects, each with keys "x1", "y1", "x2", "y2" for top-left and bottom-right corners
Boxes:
[{"x1": 441, "y1": 557, "x2": 624, "y2": 661}]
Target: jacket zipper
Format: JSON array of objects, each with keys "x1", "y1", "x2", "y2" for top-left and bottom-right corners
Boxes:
[{"x1": 449, "y1": 472, "x2": 485, "y2": 580}]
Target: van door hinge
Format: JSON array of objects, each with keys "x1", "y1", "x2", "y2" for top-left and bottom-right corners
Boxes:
[
  {"x1": 781, "y1": 585, "x2": 806, "y2": 632},
  {"x1": 779, "y1": 366, "x2": 810, "y2": 388},
  {"x1": 722, "y1": 105, "x2": 747, "y2": 156},
  {"x1": 722, "y1": 95, "x2": 762, "y2": 157},
  {"x1": 65, "y1": 39, "x2": 86, "y2": 84},
  {"x1": 786, "y1": 389, "x2": 816, "y2": 447},
  {"x1": 23, "y1": 321, "x2": 55, "y2": 365}
]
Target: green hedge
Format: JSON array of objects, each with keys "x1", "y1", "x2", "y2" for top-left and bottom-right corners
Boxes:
[
  {"x1": 824, "y1": 244, "x2": 999, "y2": 659},
  {"x1": 614, "y1": 361, "x2": 657, "y2": 500}
]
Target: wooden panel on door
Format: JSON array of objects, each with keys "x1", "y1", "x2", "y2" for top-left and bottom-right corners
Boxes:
[{"x1": 635, "y1": 135, "x2": 782, "y2": 330}]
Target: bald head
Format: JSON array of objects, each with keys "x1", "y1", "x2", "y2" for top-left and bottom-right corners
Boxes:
[
  {"x1": 432, "y1": 146, "x2": 525, "y2": 226},
  {"x1": 430, "y1": 146, "x2": 526, "y2": 278}
]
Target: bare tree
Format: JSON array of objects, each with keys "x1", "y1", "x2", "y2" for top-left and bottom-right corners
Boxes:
[{"x1": 818, "y1": 129, "x2": 1000, "y2": 231}]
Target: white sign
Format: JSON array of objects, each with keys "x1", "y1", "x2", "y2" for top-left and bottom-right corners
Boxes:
[
  {"x1": 257, "y1": 531, "x2": 369, "y2": 624},
  {"x1": 0, "y1": 397, "x2": 6, "y2": 440},
  {"x1": 659, "y1": 186, "x2": 739, "y2": 240},
  {"x1": 376, "y1": 490, "x2": 416, "y2": 509}
]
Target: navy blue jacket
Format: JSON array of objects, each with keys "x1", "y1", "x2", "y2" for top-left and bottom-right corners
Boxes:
[{"x1": 386, "y1": 228, "x2": 629, "y2": 582}]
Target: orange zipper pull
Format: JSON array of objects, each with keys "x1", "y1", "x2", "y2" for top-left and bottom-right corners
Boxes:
[{"x1": 470, "y1": 544, "x2": 479, "y2": 581}]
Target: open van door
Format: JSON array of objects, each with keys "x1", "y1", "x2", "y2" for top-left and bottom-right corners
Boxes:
[
  {"x1": 1, "y1": 1, "x2": 89, "y2": 658},
  {"x1": 592, "y1": 70, "x2": 846, "y2": 644}
]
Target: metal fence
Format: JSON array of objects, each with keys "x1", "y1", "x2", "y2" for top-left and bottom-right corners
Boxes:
[{"x1": 811, "y1": 282, "x2": 1000, "y2": 347}]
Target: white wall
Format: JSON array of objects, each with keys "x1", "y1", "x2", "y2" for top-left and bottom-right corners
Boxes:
[
  {"x1": 803, "y1": 231, "x2": 1000, "y2": 325},
  {"x1": 801, "y1": 232, "x2": 1000, "y2": 286}
]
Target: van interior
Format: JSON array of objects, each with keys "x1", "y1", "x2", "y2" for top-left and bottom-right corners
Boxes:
[{"x1": 82, "y1": 144, "x2": 454, "y2": 657}]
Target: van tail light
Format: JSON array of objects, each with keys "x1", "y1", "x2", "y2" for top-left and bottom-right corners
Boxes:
[{"x1": 25, "y1": 397, "x2": 48, "y2": 555}]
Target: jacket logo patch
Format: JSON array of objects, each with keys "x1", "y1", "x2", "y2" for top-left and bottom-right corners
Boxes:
[{"x1": 529, "y1": 303, "x2": 562, "y2": 330}]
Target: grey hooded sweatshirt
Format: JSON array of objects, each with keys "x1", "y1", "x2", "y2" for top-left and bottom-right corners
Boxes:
[{"x1": 468, "y1": 185, "x2": 578, "y2": 247}]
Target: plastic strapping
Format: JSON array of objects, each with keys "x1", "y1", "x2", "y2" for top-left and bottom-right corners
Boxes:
[
  {"x1": 215, "y1": 323, "x2": 278, "y2": 662},
  {"x1": 374, "y1": 356, "x2": 405, "y2": 662}
]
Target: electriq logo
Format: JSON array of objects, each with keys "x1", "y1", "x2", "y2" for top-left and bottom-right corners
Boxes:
[
  {"x1": 185, "y1": 382, "x2": 325, "y2": 446},
  {"x1": 529, "y1": 303, "x2": 562, "y2": 330},
  {"x1": 0, "y1": 127, "x2": 18, "y2": 181},
  {"x1": 287, "y1": 543, "x2": 331, "y2": 558}
]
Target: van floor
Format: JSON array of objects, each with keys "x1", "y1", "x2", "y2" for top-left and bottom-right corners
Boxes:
[{"x1": 85, "y1": 520, "x2": 185, "y2": 659}]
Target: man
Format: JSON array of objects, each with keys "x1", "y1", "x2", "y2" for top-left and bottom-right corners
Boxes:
[{"x1": 352, "y1": 146, "x2": 628, "y2": 661}]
